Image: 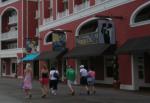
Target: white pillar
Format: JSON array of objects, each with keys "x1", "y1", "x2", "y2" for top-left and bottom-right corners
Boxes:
[{"x1": 0, "y1": 15, "x2": 2, "y2": 76}]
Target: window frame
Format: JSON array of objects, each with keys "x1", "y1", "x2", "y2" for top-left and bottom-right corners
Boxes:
[
  {"x1": 130, "y1": 1, "x2": 150, "y2": 27},
  {"x1": 44, "y1": 32, "x2": 53, "y2": 45}
]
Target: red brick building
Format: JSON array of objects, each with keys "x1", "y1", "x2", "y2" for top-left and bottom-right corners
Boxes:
[
  {"x1": 0, "y1": 0, "x2": 38, "y2": 78},
  {"x1": 1, "y1": 0, "x2": 150, "y2": 91},
  {"x1": 38, "y1": 0, "x2": 150, "y2": 90}
]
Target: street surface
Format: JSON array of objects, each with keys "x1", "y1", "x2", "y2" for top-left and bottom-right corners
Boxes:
[{"x1": 0, "y1": 77, "x2": 150, "y2": 103}]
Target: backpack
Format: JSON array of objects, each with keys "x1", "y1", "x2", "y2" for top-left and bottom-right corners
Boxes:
[{"x1": 53, "y1": 71, "x2": 59, "y2": 79}]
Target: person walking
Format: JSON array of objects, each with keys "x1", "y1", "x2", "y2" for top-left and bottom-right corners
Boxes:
[
  {"x1": 49, "y1": 67, "x2": 59, "y2": 96},
  {"x1": 22, "y1": 63, "x2": 33, "y2": 99},
  {"x1": 79, "y1": 65, "x2": 89, "y2": 95},
  {"x1": 66, "y1": 65, "x2": 76, "y2": 96},
  {"x1": 40, "y1": 64, "x2": 49, "y2": 98},
  {"x1": 87, "y1": 68, "x2": 96, "y2": 95}
]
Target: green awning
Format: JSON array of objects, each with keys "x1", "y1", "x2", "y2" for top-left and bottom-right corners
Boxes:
[
  {"x1": 64, "y1": 44, "x2": 110, "y2": 58},
  {"x1": 22, "y1": 53, "x2": 39, "y2": 61},
  {"x1": 39, "y1": 48, "x2": 67, "y2": 60},
  {"x1": 116, "y1": 36, "x2": 150, "y2": 54}
]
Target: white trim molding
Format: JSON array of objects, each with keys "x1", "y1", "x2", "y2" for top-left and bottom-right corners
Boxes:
[
  {"x1": 44, "y1": 31, "x2": 53, "y2": 45},
  {"x1": 39, "y1": 0, "x2": 134, "y2": 32},
  {"x1": 0, "y1": 48, "x2": 23, "y2": 58},
  {"x1": 0, "y1": 0, "x2": 19, "y2": 7},
  {"x1": 130, "y1": 1, "x2": 150, "y2": 27},
  {"x1": 75, "y1": 17, "x2": 98, "y2": 36}
]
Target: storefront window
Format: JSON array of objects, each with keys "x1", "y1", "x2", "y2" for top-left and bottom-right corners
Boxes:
[
  {"x1": 137, "y1": 56, "x2": 144, "y2": 79},
  {"x1": 12, "y1": 63, "x2": 16, "y2": 73},
  {"x1": 105, "y1": 56, "x2": 114, "y2": 77}
]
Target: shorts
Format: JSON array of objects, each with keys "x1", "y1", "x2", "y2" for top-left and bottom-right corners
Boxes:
[
  {"x1": 80, "y1": 76, "x2": 88, "y2": 85},
  {"x1": 49, "y1": 80, "x2": 58, "y2": 90},
  {"x1": 87, "y1": 77, "x2": 95, "y2": 85},
  {"x1": 67, "y1": 80, "x2": 74, "y2": 87}
]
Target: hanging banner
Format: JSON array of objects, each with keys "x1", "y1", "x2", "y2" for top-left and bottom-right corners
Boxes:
[{"x1": 52, "y1": 32, "x2": 66, "y2": 51}]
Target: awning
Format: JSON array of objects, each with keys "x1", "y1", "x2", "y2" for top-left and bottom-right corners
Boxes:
[
  {"x1": 64, "y1": 44, "x2": 110, "y2": 58},
  {"x1": 116, "y1": 36, "x2": 150, "y2": 54},
  {"x1": 22, "y1": 53, "x2": 39, "y2": 61},
  {"x1": 39, "y1": 48, "x2": 67, "y2": 60}
]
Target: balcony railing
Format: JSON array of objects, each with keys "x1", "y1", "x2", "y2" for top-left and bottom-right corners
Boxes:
[
  {"x1": 9, "y1": 15, "x2": 17, "y2": 25},
  {"x1": 95, "y1": 0, "x2": 110, "y2": 4},
  {"x1": 57, "y1": 9, "x2": 69, "y2": 19},
  {"x1": 1, "y1": 30, "x2": 18, "y2": 40},
  {"x1": 76, "y1": 31, "x2": 99, "y2": 46},
  {"x1": 74, "y1": 1, "x2": 90, "y2": 13},
  {"x1": 43, "y1": 16, "x2": 53, "y2": 24}
]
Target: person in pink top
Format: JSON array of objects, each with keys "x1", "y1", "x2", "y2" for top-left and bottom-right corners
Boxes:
[
  {"x1": 22, "y1": 63, "x2": 33, "y2": 99},
  {"x1": 87, "y1": 68, "x2": 96, "y2": 95}
]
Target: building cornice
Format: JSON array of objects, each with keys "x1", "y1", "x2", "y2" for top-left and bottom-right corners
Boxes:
[{"x1": 39, "y1": 0, "x2": 135, "y2": 32}]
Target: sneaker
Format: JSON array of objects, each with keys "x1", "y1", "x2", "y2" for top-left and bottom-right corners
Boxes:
[
  {"x1": 29, "y1": 94, "x2": 32, "y2": 99},
  {"x1": 71, "y1": 91, "x2": 75, "y2": 96},
  {"x1": 41, "y1": 95, "x2": 46, "y2": 98},
  {"x1": 87, "y1": 90, "x2": 90, "y2": 95}
]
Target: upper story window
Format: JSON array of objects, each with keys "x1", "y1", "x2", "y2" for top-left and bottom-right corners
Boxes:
[
  {"x1": 74, "y1": 0, "x2": 89, "y2": 13},
  {"x1": 45, "y1": 31, "x2": 66, "y2": 50},
  {"x1": 45, "y1": 33, "x2": 52, "y2": 43},
  {"x1": 79, "y1": 20, "x2": 98, "y2": 35},
  {"x1": 76, "y1": 18, "x2": 116, "y2": 46},
  {"x1": 57, "y1": 0, "x2": 69, "y2": 18},
  {"x1": 43, "y1": 0, "x2": 53, "y2": 23},
  {"x1": 130, "y1": 1, "x2": 150, "y2": 27},
  {"x1": 134, "y1": 4, "x2": 150, "y2": 23}
]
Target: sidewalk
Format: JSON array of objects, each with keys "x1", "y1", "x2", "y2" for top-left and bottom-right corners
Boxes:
[{"x1": 0, "y1": 77, "x2": 150, "y2": 103}]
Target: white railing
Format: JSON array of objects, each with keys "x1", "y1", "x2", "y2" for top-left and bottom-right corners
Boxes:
[
  {"x1": 9, "y1": 15, "x2": 17, "y2": 25},
  {"x1": 43, "y1": 16, "x2": 53, "y2": 24},
  {"x1": 35, "y1": 10, "x2": 39, "y2": 19},
  {"x1": 57, "y1": 9, "x2": 69, "y2": 19},
  {"x1": 74, "y1": 1, "x2": 90, "y2": 13},
  {"x1": 95, "y1": 0, "x2": 110, "y2": 4},
  {"x1": 1, "y1": 30, "x2": 18, "y2": 40},
  {"x1": 36, "y1": 28, "x2": 39, "y2": 36}
]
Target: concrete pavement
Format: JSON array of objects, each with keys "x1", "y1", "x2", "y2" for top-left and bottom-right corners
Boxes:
[{"x1": 0, "y1": 77, "x2": 150, "y2": 103}]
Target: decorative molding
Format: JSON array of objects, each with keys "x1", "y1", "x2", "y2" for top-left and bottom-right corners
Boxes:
[{"x1": 39, "y1": 0, "x2": 134, "y2": 32}]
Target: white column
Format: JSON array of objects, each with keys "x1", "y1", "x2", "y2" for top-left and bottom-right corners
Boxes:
[
  {"x1": 131, "y1": 55, "x2": 139, "y2": 90},
  {"x1": 0, "y1": 15, "x2": 2, "y2": 50},
  {"x1": 0, "y1": 59, "x2": 1, "y2": 77},
  {"x1": 0, "y1": 15, "x2": 2, "y2": 76}
]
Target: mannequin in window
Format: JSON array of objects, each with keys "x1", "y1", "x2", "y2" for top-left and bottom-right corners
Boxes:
[
  {"x1": 107, "y1": 23, "x2": 113, "y2": 43},
  {"x1": 101, "y1": 23, "x2": 110, "y2": 44}
]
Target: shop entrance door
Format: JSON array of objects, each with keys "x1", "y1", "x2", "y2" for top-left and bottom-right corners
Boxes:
[{"x1": 133, "y1": 54, "x2": 145, "y2": 90}]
